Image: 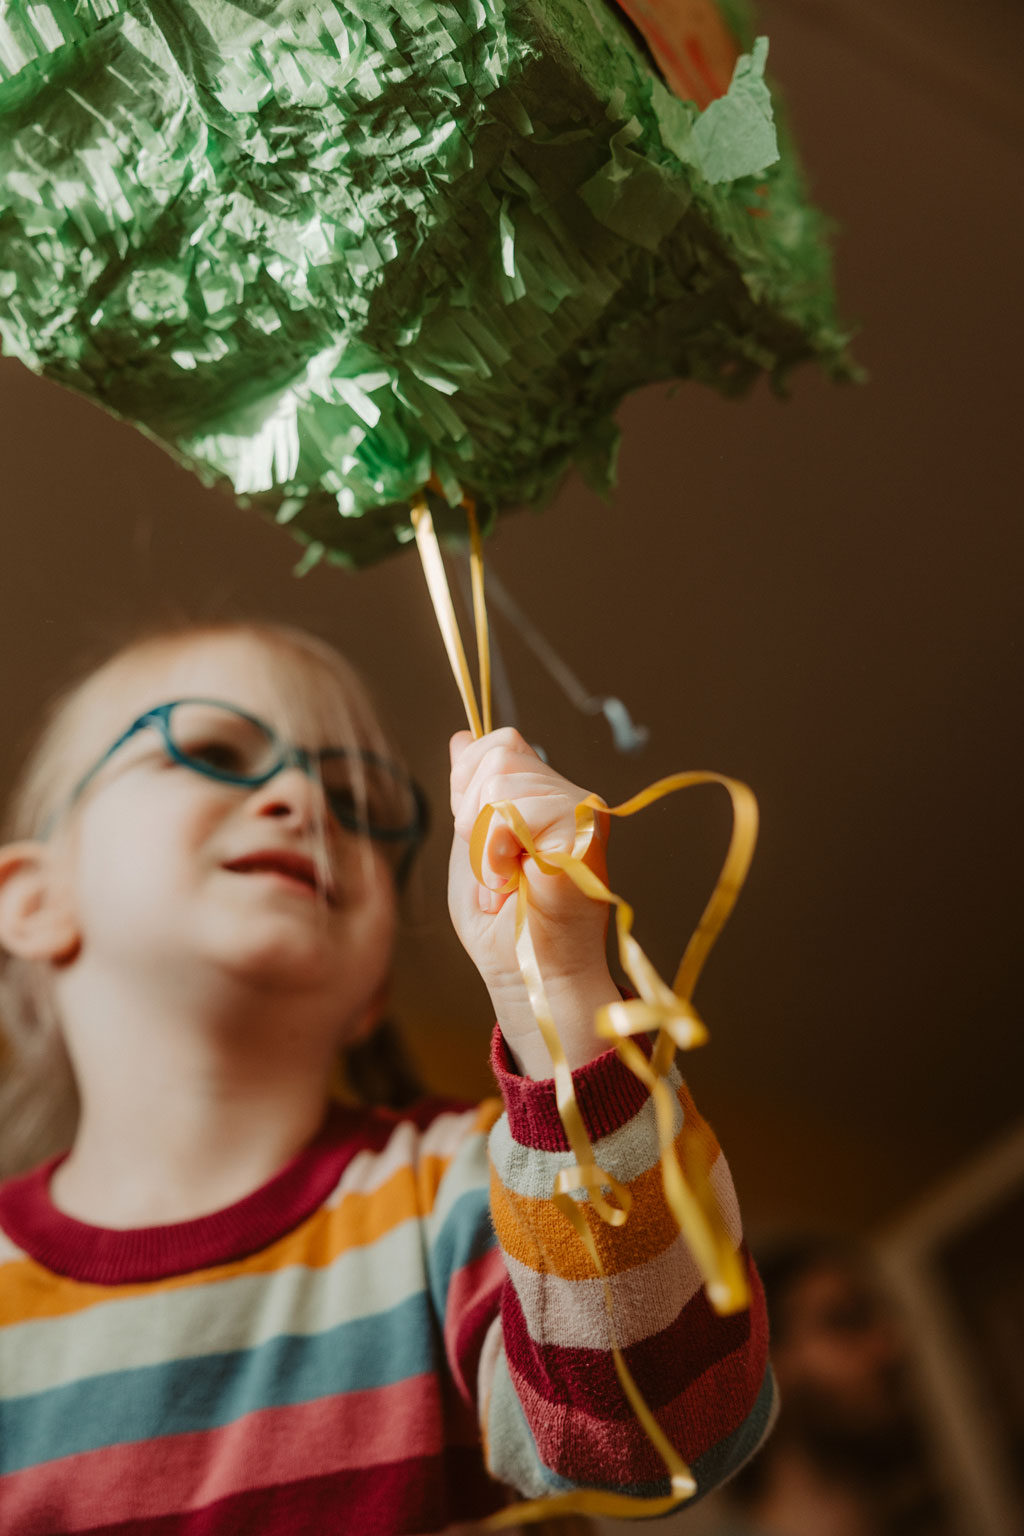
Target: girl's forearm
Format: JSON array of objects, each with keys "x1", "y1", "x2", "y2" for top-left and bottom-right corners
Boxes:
[{"x1": 489, "y1": 965, "x2": 622, "y2": 1078}]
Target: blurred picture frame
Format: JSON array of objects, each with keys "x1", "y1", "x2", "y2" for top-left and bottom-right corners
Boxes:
[{"x1": 875, "y1": 1122, "x2": 1024, "y2": 1536}]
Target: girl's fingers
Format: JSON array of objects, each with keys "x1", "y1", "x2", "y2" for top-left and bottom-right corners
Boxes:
[
  {"x1": 484, "y1": 821, "x2": 525, "y2": 890},
  {"x1": 448, "y1": 730, "x2": 607, "y2": 912},
  {"x1": 473, "y1": 794, "x2": 589, "y2": 890},
  {"x1": 449, "y1": 728, "x2": 543, "y2": 808},
  {"x1": 449, "y1": 731, "x2": 475, "y2": 770},
  {"x1": 448, "y1": 831, "x2": 511, "y2": 917},
  {"x1": 478, "y1": 885, "x2": 505, "y2": 915},
  {"x1": 453, "y1": 770, "x2": 556, "y2": 843}
]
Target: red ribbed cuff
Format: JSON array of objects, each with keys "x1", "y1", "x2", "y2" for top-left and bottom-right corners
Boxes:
[{"x1": 490, "y1": 1025, "x2": 653, "y2": 1151}]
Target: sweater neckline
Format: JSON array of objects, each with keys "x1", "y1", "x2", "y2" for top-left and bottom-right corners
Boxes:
[{"x1": 0, "y1": 1102, "x2": 363, "y2": 1285}]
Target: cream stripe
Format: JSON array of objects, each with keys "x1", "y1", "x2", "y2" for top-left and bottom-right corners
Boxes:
[
  {"x1": 477, "y1": 1313, "x2": 505, "y2": 1439},
  {"x1": 484, "y1": 1346, "x2": 555, "y2": 1499},
  {"x1": 0, "y1": 1216, "x2": 428, "y2": 1401},
  {"x1": 488, "y1": 1067, "x2": 686, "y2": 1202},
  {"x1": 711, "y1": 1151, "x2": 742, "y2": 1247},
  {"x1": 423, "y1": 1123, "x2": 493, "y2": 1248},
  {"x1": 324, "y1": 1104, "x2": 489, "y2": 1207},
  {"x1": 0, "y1": 1229, "x2": 24, "y2": 1265},
  {"x1": 502, "y1": 1207, "x2": 742, "y2": 1352}
]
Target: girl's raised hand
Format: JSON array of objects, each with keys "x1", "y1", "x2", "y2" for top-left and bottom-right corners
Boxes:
[{"x1": 448, "y1": 729, "x2": 620, "y2": 1076}]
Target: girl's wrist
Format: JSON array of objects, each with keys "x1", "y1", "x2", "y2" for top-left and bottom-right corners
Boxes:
[{"x1": 489, "y1": 965, "x2": 622, "y2": 1078}]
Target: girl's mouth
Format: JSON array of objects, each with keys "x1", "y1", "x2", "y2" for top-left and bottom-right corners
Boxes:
[{"x1": 221, "y1": 850, "x2": 337, "y2": 905}]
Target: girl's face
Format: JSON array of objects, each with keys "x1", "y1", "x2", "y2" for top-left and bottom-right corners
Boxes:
[{"x1": 48, "y1": 634, "x2": 397, "y2": 1036}]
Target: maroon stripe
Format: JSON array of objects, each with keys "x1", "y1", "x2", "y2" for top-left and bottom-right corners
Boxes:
[
  {"x1": 72, "y1": 1448, "x2": 504, "y2": 1536},
  {"x1": 502, "y1": 1247, "x2": 766, "y2": 1417},
  {"x1": 504, "y1": 1260, "x2": 770, "y2": 1479},
  {"x1": 0, "y1": 1098, "x2": 477, "y2": 1285},
  {"x1": 447, "y1": 1249, "x2": 507, "y2": 1406},
  {"x1": 509, "y1": 1339, "x2": 770, "y2": 1484},
  {"x1": 491, "y1": 1027, "x2": 653, "y2": 1151}
]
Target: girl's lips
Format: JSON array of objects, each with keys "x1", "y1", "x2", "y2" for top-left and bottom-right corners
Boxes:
[{"x1": 221, "y1": 851, "x2": 337, "y2": 905}]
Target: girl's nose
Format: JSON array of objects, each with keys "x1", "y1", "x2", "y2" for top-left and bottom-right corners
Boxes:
[{"x1": 247, "y1": 765, "x2": 327, "y2": 827}]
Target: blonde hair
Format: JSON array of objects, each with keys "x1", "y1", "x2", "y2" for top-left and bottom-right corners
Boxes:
[{"x1": 0, "y1": 615, "x2": 412, "y2": 1178}]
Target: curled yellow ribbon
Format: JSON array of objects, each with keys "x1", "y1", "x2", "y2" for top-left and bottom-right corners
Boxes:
[
  {"x1": 471, "y1": 783, "x2": 754, "y2": 1315},
  {"x1": 410, "y1": 497, "x2": 757, "y2": 1520}
]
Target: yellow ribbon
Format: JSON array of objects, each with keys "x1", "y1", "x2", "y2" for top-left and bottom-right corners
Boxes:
[
  {"x1": 464, "y1": 496, "x2": 493, "y2": 736},
  {"x1": 411, "y1": 496, "x2": 484, "y2": 739},
  {"x1": 410, "y1": 498, "x2": 757, "y2": 1520}
]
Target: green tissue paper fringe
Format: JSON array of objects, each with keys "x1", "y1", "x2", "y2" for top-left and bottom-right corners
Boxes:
[{"x1": 0, "y1": 0, "x2": 854, "y2": 567}]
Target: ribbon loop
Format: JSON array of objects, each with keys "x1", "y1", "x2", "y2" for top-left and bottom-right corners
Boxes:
[{"x1": 474, "y1": 786, "x2": 754, "y2": 1313}]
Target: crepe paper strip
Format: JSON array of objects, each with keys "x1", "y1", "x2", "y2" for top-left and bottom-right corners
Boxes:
[
  {"x1": 485, "y1": 568, "x2": 649, "y2": 753},
  {"x1": 610, "y1": 0, "x2": 740, "y2": 111}
]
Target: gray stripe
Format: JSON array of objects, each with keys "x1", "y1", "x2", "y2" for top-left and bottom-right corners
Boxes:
[{"x1": 489, "y1": 1067, "x2": 684, "y2": 1202}]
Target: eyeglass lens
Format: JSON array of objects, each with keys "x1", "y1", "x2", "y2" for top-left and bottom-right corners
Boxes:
[
  {"x1": 167, "y1": 704, "x2": 419, "y2": 839},
  {"x1": 170, "y1": 703, "x2": 279, "y2": 780}
]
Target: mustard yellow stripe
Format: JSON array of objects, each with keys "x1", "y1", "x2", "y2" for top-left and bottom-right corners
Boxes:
[
  {"x1": 474, "y1": 1098, "x2": 504, "y2": 1136},
  {"x1": 0, "y1": 1151, "x2": 462, "y2": 1326},
  {"x1": 675, "y1": 1080, "x2": 722, "y2": 1174},
  {"x1": 492, "y1": 1089, "x2": 722, "y2": 1281}
]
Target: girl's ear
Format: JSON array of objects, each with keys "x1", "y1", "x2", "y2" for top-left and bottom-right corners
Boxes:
[{"x1": 0, "y1": 842, "x2": 80, "y2": 963}]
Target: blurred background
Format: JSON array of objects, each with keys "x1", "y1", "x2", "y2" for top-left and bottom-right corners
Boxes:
[{"x1": 1, "y1": 0, "x2": 1021, "y2": 1530}]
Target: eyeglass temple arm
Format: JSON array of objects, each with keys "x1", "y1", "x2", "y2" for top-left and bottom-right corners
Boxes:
[{"x1": 40, "y1": 711, "x2": 164, "y2": 840}]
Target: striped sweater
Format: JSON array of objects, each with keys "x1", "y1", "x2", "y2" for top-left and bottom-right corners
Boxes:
[{"x1": 0, "y1": 1031, "x2": 775, "y2": 1534}]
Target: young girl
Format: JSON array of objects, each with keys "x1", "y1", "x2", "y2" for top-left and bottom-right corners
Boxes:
[{"x1": 0, "y1": 618, "x2": 773, "y2": 1534}]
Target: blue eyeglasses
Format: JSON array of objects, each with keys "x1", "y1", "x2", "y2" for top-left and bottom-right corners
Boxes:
[{"x1": 42, "y1": 699, "x2": 428, "y2": 882}]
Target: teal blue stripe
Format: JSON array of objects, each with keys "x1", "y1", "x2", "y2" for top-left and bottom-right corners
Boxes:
[
  {"x1": 689, "y1": 1361, "x2": 777, "y2": 1499},
  {"x1": 0, "y1": 1291, "x2": 437, "y2": 1475},
  {"x1": 426, "y1": 1183, "x2": 496, "y2": 1327}
]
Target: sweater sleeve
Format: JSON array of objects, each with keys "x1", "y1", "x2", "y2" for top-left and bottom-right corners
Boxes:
[{"x1": 480, "y1": 1027, "x2": 777, "y2": 1508}]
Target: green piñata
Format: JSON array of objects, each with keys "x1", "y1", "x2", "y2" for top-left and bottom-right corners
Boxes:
[{"x1": 0, "y1": 0, "x2": 852, "y2": 566}]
